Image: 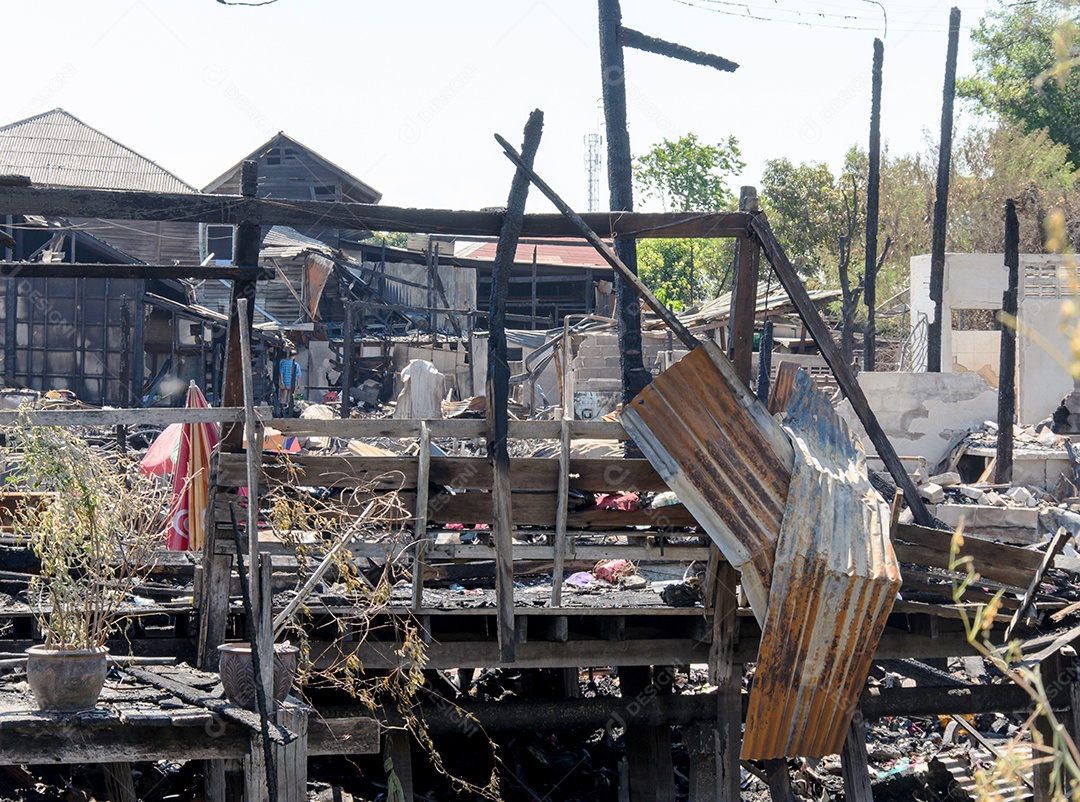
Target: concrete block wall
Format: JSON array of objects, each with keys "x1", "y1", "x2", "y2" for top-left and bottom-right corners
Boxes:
[{"x1": 570, "y1": 331, "x2": 690, "y2": 386}]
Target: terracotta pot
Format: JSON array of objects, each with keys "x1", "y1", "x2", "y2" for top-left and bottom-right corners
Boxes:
[
  {"x1": 217, "y1": 643, "x2": 299, "y2": 711},
  {"x1": 25, "y1": 645, "x2": 108, "y2": 712}
]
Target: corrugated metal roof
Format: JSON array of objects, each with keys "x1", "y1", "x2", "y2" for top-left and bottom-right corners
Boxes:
[
  {"x1": 0, "y1": 109, "x2": 197, "y2": 193},
  {"x1": 743, "y1": 369, "x2": 901, "y2": 760},
  {"x1": 620, "y1": 341, "x2": 794, "y2": 622}
]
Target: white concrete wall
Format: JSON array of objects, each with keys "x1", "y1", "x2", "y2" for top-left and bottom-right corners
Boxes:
[
  {"x1": 910, "y1": 252, "x2": 1077, "y2": 423},
  {"x1": 836, "y1": 372, "x2": 998, "y2": 467}
]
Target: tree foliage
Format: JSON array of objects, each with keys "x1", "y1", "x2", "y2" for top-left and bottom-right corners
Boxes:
[
  {"x1": 960, "y1": 1, "x2": 1080, "y2": 167},
  {"x1": 632, "y1": 134, "x2": 743, "y2": 309}
]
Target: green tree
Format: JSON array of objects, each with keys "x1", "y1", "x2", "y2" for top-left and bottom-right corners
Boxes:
[
  {"x1": 960, "y1": 1, "x2": 1080, "y2": 167},
  {"x1": 632, "y1": 134, "x2": 743, "y2": 309}
]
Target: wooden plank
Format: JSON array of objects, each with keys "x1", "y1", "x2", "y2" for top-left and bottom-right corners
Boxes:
[
  {"x1": 383, "y1": 731, "x2": 415, "y2": 802},
  {"x1": 198, "y1": 553, "x2": 233, "y2": 671},
  {"x1": 0, "y1": 184, "x2": 752, "y2": 238},
  {"x1": 0, "y1": 407, "x2": 253, "y2": 427},
  {"x1": 728, "y1": 189, "x2": 760, "y2": 384},
  {"x1": 750, "y1": 215, "x2": 934, "y2": 527},
  {"x1": 893, "y1": 522, "x2": 1041, "y2": 589},
  {"x1": 266, "y1": 416, "x2": 628, "y2": 440},
  {"x1": 219, "y1": 454, "x2": 669, "y2": 492},
  {"x1": 712, "y1": 561, "x2": 741, "y2": 800}
]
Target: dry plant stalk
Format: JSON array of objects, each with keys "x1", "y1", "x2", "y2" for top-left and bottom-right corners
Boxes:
[
  {"x1": 950, "y1": 525, "x2": 1080, "y2": 799},
  {"x1": 261, "y1": 452, "x2": 502, "y2": 799},
  {"x1": 1, "y1": 416, "x2": 168, "y2": 649}
]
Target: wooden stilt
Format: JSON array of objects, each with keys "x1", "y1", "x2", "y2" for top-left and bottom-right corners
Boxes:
[
  {"x1": 840, "y1": 710, "x2": 873, "y2": 802},
  {"x1": 684, "y1": 722, "x2": 717, "y2": 802},
  {"x1": 620, "y1": 666, "x2": 676, "y2": 802},
  {"x1": 764, "y1": 759, "x2": 794, "y2": 802},
  {"x1": 101, "y1": 762, "x2": 137, "y2": 802},
  {"x1": 711, "y1": 560, "x2": 741, "y2": 800},
  {"x1": 384, "y1": 731, "x2": 415, "y2": 802},
  {"x1": 198, "y1": 553, "x2": 233, "y2": 671}
]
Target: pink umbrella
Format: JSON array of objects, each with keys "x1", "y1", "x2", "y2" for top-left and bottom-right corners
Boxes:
[{"x1": 166, "y1": 382, "x2": 219, "y2": 551}]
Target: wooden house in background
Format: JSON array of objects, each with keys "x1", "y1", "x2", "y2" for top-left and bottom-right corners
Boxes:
[
  {"x1": 201, "y1": 131, "x2": 382, "y2": 257},
  {"x1": 0, "y1": 109, "x2": 200, "y2": 406}
]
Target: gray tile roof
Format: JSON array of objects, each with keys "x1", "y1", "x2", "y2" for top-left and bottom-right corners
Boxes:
[{"x1": 0, "y1": 109, "x2": 197, "y2": 193}]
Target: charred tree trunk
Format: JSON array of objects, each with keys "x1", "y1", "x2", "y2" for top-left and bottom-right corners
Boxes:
[
  {"x1": 599, "y1": 0, "x2": 651, "y2": 403},
  {"x1": 927, "y1": 7, "x2": 961, "y2": 373},
  {"x1": 863, "y1": 38, "x2": 884, "y2": 373}
]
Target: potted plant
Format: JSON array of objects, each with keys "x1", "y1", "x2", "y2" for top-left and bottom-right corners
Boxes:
[{"x1": 3, "y1": 420, "x2": 166, "y2": 712}]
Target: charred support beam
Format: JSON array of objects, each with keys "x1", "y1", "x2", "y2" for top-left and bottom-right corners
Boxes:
[
  {"x1": 996, "y1": 199, "x2": 1019, "y2": 485},
  {"x1": 840, "y1": 710, "x2": 873, "y2": 802},
  {"x1": 495, "y1": 136, "x2": 700, "y2": 351},
  {"x1": 728, "y1": 187, "x2": 760, "y2": 385},
  {"x1": 620, "y1": 666, "x2": 676, "y2": 802},
  {"x1": 619, "y1": 27, "x2": 738, "y2": 72},
  {"x1": 489, "y1": 111, "x2": 545, "y2": 663},
  {"x1": 221, "y1": 161, "x2": 261, "y2": 450},
  {"x1": 340, "y1": 302, "x2": 356, "y2": 419},
  {"x1": 749, "y1": 215, "x2": 935, "y2": 527},
  {"x1": 0, "y1": 184, "x2": 752, "y2": 239},
  {"x1": 863, "y1": 39, "x2": 884, "y2": 373},
  {"x1": 927, "y1": 7, "x2": 961, "y2": 372},
  {"x1": 599, "y1": 0, "x2": 651, "y2": 403}
]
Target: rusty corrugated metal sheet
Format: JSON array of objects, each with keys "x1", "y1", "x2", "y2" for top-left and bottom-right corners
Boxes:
[
  {"x1": 743, "y1": 369, "x2": 901, "y2": 759},
  {"x1": 622, "y1": 346, "x2": 901, "y2": 760},
  {"x1": 621, "y1": 341, "x2": 794, "y2": 623}
]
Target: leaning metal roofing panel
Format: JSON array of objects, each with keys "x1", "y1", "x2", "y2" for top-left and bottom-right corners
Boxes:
[
  {"x1": 620, "y1": 341, "x2": 794, "y2": 623},
  {"x1": 741, "y1": 369, "x2": 901, "y2": 759},
  {"x1": 0, "y1": 109, "x2": 197, "y2": 193}
]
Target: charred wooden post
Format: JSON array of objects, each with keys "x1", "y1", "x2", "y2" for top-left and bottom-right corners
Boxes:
[
  {"x1": 118, "y1": 296, "x2": 131, "y2": 407},
  {"x1": 840, "y1": 710, "x2": 873, "y2": 802},
  {"x1": 863, "y1": 38, "x2": 884, "y2": 373},
  {"x1": 711, "y1": 560, "x2": 742, "y2": 800},
  {"x1": 341, "y1": 302, "x2": 355, "y2": 419},
  {"x1": 3, "y1": 215, "x2": 15, "y2": 376},
  {"x1": 996, "y1": 199, "x2": 1019, "y2": 485},
  {"x1": 620, "y1": 665, "x2": 676, "y2": 802},
  {"x1": 620, "y1": 27, "x2": 738, "y2": 72},
  {"x1": 729, "y1": 187, "x2": 760, "y2": 385},
  {"x1": 764, "y1": 759, "x2": 794, "y2": 802},
  {"x1": 221, "y1": 161, "x2": 261, "y2": 448},
  {"x1": 384, "y1": 731, "x2": 415, "y2": 802},
  {"x1": 488, "y1": 110, "x2": 545, "y2": 662},
  {"x1": 757, "y1": 319, "x2": 773, "y2": 404},
  {"x1": 927, "y1": 8, "x2": 961, "y2": 373},
  {"x1": 599, "y1": 0, "x2": 651, "y2": 404}
]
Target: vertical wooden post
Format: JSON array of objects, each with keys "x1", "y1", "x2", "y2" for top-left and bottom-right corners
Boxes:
[
  {"x1": 840, "y1": 710, "x2": 874, "y2": 802},
  {"x1": 488, "y1": 110, "x2": 545, "y2": 662},
  {"x1": 531, "y1": 246, "x2": 538, "y2": 328},
  {"x1": 620, "y1": 666, "x2": 676, "y2": 802},
  {"x1": 383, "y1": 732, "x2": 415, "y2": 802},
  {"x1": 550, "y1": 417, "x2": 570, "y2": 607},
  {"x1": 711, "y1": 560, "x2": 741, "y2": 800},
  {"x1": 598, "y1": 0, "x2": 651, "y2": 403},
  {"x1": 245, "y1": 703, "x2": 308, "y2": 802},
  {"x1": 340, "y1": 302, "x2": 355, "y2": 418},
  {"x1": 102, "y1": 762, "x2": 137, "y2": 802},
  {"x1": 3, "y1": 215, "x2": 15, "y2": 377},
  {"x1": 756, "y1": 319, "x2": 773, "y2": 404},
  {"x1": 863, "y1": 38, "x2": 884, "y2": 373},
  {"x1": 996, "y1": 199, "x2": 1019, "y2": 485},
  {"x1": 927, "y1": 7, "x2": 961, "y2": 373},
  {"x1": 411, "y1": 422, "x2": 431, "y2": 612},
  {"x1": 728, "y1": 187, "x2": 760, "y2": 386},
  {"x1": 221, "y1": 160, "x2": 261, "y2": 448},
  {"x1": 764, "y1": 760, "x2": 794, "y2": 802},
  {"x1": 118, "y1": 296, "x2": 131, "y2": 407}
]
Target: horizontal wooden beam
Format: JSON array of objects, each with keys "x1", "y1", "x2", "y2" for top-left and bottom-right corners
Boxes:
[
  {"x1": 266, "y1": 416, "x2": 629, "y2": 440},
  {"x1": 0, "y1": 185, "x2": 753, "y2": 239},
  {"x1": 0, "y1": 263, "x2": 272, "y2": 280},
  {"x1": 0, "y1": 714, "x2": 378, "y2": 764},
  {"x1": 0, "y1": 407, "x2": 270, "y2": 427}
]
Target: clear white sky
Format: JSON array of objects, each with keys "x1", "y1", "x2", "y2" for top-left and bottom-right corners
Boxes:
[{"x1": 6, "y1": 1, "x2": 999, "y2": 212}]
